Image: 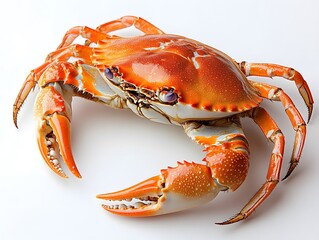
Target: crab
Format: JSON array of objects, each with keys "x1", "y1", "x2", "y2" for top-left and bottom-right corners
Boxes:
[{"x1": 13, "y1": 16, "x2": 314, "y2": 224}]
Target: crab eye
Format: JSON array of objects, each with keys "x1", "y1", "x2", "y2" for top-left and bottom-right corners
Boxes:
[
  {"x1": 104, "y1": 68, "x2": 114, "y2": 79},
  {"x1": 104, "y1": 67, "x2": 121, "y2": 85},
  {"x1": 159, "y1": 89, "x2": 178, "y2": 103}
]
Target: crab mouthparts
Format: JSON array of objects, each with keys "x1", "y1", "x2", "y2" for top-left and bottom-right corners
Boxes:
[{"x1": 96, "y1": 175, "x2": 164, "y2": 216}]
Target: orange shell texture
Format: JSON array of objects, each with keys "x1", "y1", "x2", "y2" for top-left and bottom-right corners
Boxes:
[{"x1": 93, "y1": 35, "x2": 261, "y2": 112}]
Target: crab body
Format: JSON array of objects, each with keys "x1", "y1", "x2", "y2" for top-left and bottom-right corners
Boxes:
[
  {"x1": 14, "y1": 16, "x2": 313, "y2": 224},
  {"x1": 59, "y1": 34, "x2": 261, "y2": 125}
]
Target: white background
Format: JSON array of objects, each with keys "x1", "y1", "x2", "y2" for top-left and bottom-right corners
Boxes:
[{"x1": 1, "y1": 0, "x2": 319, "y2": 239}]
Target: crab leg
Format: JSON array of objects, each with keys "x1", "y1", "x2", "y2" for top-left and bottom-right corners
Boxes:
[
  {"x1": 13, "y1": 62, "x2": 50, "y2": 127},
  {"x1": 45, "y1": 44, "x2": 93, "y2": 63},
  {"x1": 13, "y1": 44, "x2": 94, "y2": 127},
  {"x1": 96, "y1": 16, "x2": 165, "y2": 35},
  {"x1": 239, "y1": 62, "x2": 314, "y2": 122},
  {"x1": 250, "y1": 81, "x2": 305, "y2": 179},
  {"x1": 97, "y1": 117, "x2": 251, "y2": 219},
  {"x1": 57, "y1": 16, "x2": 165, "y2": 49},
  {"x1": 57, "y1": 26, "x2": 112, "y2": 49},
  {"x1": 219, "y1": 107, "x2": 284, "y2": 224}
]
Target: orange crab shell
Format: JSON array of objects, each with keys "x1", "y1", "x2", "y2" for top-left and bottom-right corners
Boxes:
[{"x1": 93, "y1": 34, "x2": 262, "y2": 112}]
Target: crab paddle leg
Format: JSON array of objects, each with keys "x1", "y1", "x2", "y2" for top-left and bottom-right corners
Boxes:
[
  {"x1": 250, "y1": 81, "x2": 306, "y2": 179},
  {"x1": 239, "y1": 62, "x2": 314, "y2": 122},
  {"x1": 218, "y1": 107, "x2": 284, "y2": 225}
]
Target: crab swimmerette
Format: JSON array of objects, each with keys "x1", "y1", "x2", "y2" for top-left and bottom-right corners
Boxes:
[{"x1": 13, "y1": 16, "x2": 314, "y2": 224}]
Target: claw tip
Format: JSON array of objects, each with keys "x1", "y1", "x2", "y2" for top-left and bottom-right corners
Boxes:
[{"x1": 73, "y1": 171, "x2": 82, "y2": 178}]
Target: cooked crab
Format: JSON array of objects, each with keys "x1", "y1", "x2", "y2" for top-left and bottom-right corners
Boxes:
[{"x1": 13, "y1": 16, "x2": 314, "y2": 224}]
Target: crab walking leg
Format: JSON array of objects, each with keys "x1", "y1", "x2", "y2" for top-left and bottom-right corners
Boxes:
[
  {"x1": 250, "y1": 81, "x2": 306, "y2": 179},
  {"x1": 69, "y1": 16, "x2": 166, "y2": 50},
  {"x1": 218, "y1": 107, "x2": 285, "y2": 225},
  {"x1": 97, "y1": 118, "x2": 251, "y2": 218},
  {"x1": 57, "y1": 26, "x2": 112, "y2": 49},
  {"x1": 239, "y1": 62, "x2": 314, "y2": 121},
  {"x1": 57, "y1": 15, "x2": 162, "y2": 49},
  {"x1": 45, "y1": 44, "x2": 93, "y2": 63},
  {"x1": 96, "y1": 16, "x2": 165, "y2": 35},
  {"x1": 13, "y1": 62, "x2": 51, "y2": 127},
  {"x1": 33, "y1": 61, "x2": 122, "y2": 177},
  {"x1": 13, "y1": 45, "x2": 94, "y2": 127}
]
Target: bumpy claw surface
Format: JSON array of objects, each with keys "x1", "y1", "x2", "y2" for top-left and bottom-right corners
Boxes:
[{"x1": 97, "y1": 162, "x2": 222, "y2": 216}]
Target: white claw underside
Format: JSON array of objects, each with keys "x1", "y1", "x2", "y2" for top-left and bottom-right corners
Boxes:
[
  {"x1": 102, "y1": 196, "x2": 161, "y2": 210},
  {"x1": 45, "y1": 134, "x2": 65, "y2": 175}
]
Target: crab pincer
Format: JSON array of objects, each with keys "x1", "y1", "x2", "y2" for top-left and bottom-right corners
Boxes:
[
  {"x1": 97, "y1": 161, "x2": 222, "y2": 217},
  {"x1": 34, "y1": 83, "x2": 81, "y2": 178}
]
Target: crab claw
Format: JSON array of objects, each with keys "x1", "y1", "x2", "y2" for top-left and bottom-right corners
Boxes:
[
  {"x1": 35, "y1": 83, "x2": 81, "y2": 178},
  {"x1": 97, "y1": 161, "x2": 223, "y2": 216}
]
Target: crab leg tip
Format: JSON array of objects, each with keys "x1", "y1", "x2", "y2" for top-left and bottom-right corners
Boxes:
[
  {"x1": 282, "y1": 166, "x2": 296, "y2": 181},
  {"x1": 215, "y1": 214, "x2": 245, "y2": 225},
  {"x1": 14, "y1": 120, "x2": 18, "y2": 129},
  {"x1": 13, "y1": 113, "x2": 18, "y2": 129},
  {"x1": 307, "y1": 106, "x2": 313, "y2": 123},
  {"x1": 281, "y1": 175, "x2": 289, "y2": 181}
]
